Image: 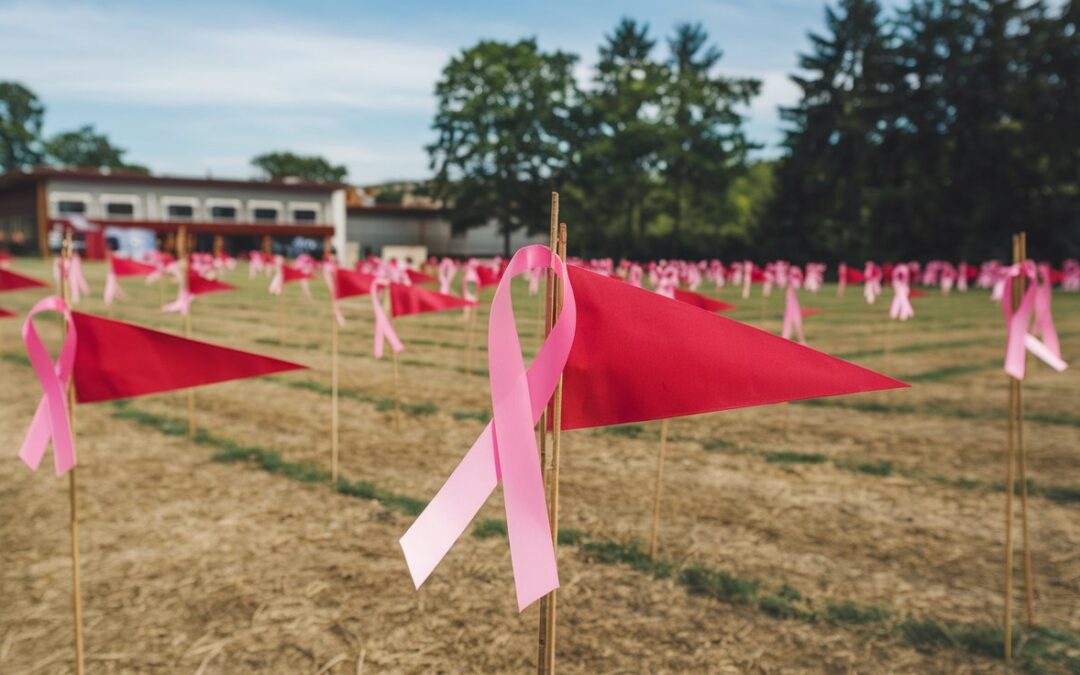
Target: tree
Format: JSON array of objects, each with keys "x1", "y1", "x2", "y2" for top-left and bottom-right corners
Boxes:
[
  {"x1": 427, "y1": 38, "x2": 581, "y2": 256},
  {"x1": 45, "y1": 124, "x2": 147, "y2": 172},
  {"x1": 251, "y1": 152, "x2": 347, "y2": 183},
  {"x1": 0, "y1": 81, "x2": 44, "y2": 172}
]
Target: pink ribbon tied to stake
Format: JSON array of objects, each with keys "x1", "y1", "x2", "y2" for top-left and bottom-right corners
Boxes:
[
  {"x1": 370, "y1": 280, "x2": 404, "y2": 359},
  {"x1": 1001, "y1": 261, "x2": 1067, "y2": 379},
  {"x1": 781, "y1": 267, "x2": 806, "y2": 344},
  {"x1": 399, "y1": 244, "x2": 577, "y2": 611},
  {"x1": 889, "y1": 264, "x2": 915, "y2": 321},
  {"x1": 19, "y1": 296, "x2": 78, "y2": 476}
]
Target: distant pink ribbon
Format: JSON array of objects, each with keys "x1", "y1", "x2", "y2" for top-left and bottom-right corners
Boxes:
[
  {"x1": 889, "y1": 265, "x2": 914, "y2": 321},
  {"x1": 18, "y1": 296, "x2": 78, "y2": 476},
  {"x1": 54, "y1": 254, "x2": 90, "y2": 304},
  {"x1": 1001, "y1": 262, "x2": 1067, "y2": 379},
  {"x1": 399, "y1": 244, "x2": 576, "y2": 611},
  {"x1": 103, "y1": 268, "x2": 126, "y2": 306},
  {"x1": 371, "y1": 282, "x2": 404, "y2": 359},
  {"x1": 438, "y1": 258, "x2": 457, "y2": 295},
  {"x1": 782, "y1": 268, "x2": 805, "y2": 344},
  {"x1": 268, "y1": 262, "x2": 285, "y2": 296},
  {"x1": 162, "y1": 287, "x2": 194, "y2": 316}
]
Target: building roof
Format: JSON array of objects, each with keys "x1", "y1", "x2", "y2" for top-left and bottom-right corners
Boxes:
[{"x1": 0, "y1": 167, "x2": 347, "y2": 193}]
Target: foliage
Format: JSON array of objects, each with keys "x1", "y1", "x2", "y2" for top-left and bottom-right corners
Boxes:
[
  {"x1": 0, "y1": 81, "x2": 45, "y2": 171},
  {"x1": 251, "y1": 151, "x2": 347, "y2": 183},
  {"x1": 44, "y1": 124, "x2": 148, "y2": 172}
]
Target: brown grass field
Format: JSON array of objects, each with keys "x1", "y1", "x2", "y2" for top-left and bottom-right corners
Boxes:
[{"x1": 1, "y1": 258, "x2": 1078, "y2": 673}]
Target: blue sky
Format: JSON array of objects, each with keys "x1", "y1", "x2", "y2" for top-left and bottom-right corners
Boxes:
[{"x1": 1, "y1": 0, "x2": 840, "y2": 184}]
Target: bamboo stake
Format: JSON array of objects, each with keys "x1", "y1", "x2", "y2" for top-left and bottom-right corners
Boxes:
[
  {"x1": 648, "y1": 418, "x2": 671, "y2": 559},
  {"x1": 61, "y1": 230, "x2": 86, "y2": 675},
  {"x1": 278, "y1": 284, "x2": 286, "y2": 346},
  {"x1": 1004, "y1": 233, "x2": 1019, "y2": 663},
  {"x1": 542, "y1": 223, "x2": 567, "y2": 674},
  {"x1": 329, "y1": 238, "x2": 340, "y2": 486},
  {"x1": 1016, "y1": 232, "x2": 1035, "y2": 627},
  {"x1": 177, "y1": 227, "x2": 196, "y2": 440},
  {"x1": 536, "y1": 192, "x2": 558, "y2": 675},
  {"x1": 391, "y1": 334, "x2": 402, "y2": 432}
]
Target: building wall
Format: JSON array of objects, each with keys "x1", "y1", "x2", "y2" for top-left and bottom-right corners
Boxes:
[
  {"x1": 347, "y1": 211, "x2": 547, "y2": 258},
  {"x1": 0, "y1": 180, "x2": 37, "y2": 253}
]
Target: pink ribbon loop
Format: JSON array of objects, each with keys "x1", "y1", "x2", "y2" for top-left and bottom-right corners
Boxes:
[
  {"x1": 889, "y1": 265, "x2": 914, "y2": 321},
  {"x1": 399, "y1": 244, "x2": 577, "y2": 611},
  {"x1": 19, "y1": 296, "x2": 78, "y2": 476},
  {"x1": 1001, "y1": 261, "x2": 1067, "y2": 378},
  {"x1": 371, "y1": 281, "x2": 404, "y2": 359}
]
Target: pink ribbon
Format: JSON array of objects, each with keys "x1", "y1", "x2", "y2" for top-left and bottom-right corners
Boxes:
[
  {"x1": 782, "y1": 268, "x2": 805, "y2": 344},
  {"x1": 1001, "y1": 262, "x2": 1067, "y2": 379},
  {"x1": 889, "y1": 265, "x2": 914, "y2": 321},
  {"x1": 103, "y1": 268, "x2": 125, "y2": 306},
  {"x1": 399, "y1": 244, "x2": 577, "y2": 611},
  {"x1": 18, "y1": 296, "x2": 78, "y2": 476},
  {"x1": 438, "y1": 258, "x2": 457, "y2": 295},
  {"x1": 371, "y1": 282, "x2": 404, "y2": 359},
  {"x1": 268, "y1": 263, "x2": 285, "y2": 296},
  {"x1": 1033, "y1": 264, "x2": 1061, "y2": 359},
  {"x1": 162, "y1": 288, "x2": 194, "y2": 316}
]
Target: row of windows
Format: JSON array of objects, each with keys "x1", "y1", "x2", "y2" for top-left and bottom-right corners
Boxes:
[{"x1": 50, "y1": 193, "x2": 323, "y2": 224}]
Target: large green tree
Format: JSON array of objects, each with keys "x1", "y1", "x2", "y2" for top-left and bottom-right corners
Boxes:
[
  {"x1": 45, "y1": 124, "x2": 147, "y2": 172},
  {"x1": 0, "y1": 81, "x2": 45, "y2": 172},
  {"x1": 251, "y1": 151, "x2": 347, "y2": 183},
  {"x1": 426, "y1": 38, "x2": 581, "y2": 256}
]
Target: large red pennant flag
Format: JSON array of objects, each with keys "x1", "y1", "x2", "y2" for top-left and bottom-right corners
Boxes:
[
  {"x1": 334, "y1": 269, "x2": 376, "y2": 300},
  {"x1": 560, "y1": 267, "x2": 906, "y2": 429},
  {"x1": 70, "y1": 311, "x2": 305, "y2": 403},
  {"x1": 390, "y1": 283, "x2": 475, "y2": 318},
  {"x1": 0, "y1": 268, "x2": 49, "y2": 292},
  {"x1": 672, "y1": 288, "x2": 735, "y2": 313}
]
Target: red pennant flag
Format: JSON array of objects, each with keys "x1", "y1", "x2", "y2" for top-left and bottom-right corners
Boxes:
[
  {"x1": 406, "y1": 268, "x2": 437, "y2": 285},
  {"x1": 476, "y1": 265, "x2": 502, "y2": 288},
  {"x1": 801, "y1": 307, "x2": 823, "y2": 317},
  {"x1": 111, "y1": 257, "x2": 157, "y2": 277},
  {"x1": 334, "y1": 269, "x2": 376, "y2": 299},
  {"x1": 910, "y1": 289, "x2": 927, "y2": 299},
  {"x1": 560, "y1": 267, "x2": 906, "y2": 430},
  {"x1": 70, "y1": 312, "x2": 305, "y2": 403},
  {"x1": 188, "y1": 269, "x2": 235, "y2": 296},
  {"x1": 390, "y1": 283, "x2": 475, "y2": 318},
  {"x1": 0, "y1": 268, "x2": 49, "y2": 292},
  {"x1": 283, "y1": 265, "x2": 313, "y2": 282},
  {"x1": 844, "y1": 267, "x2": 866, "y2": 284},
  {"x1": 0, "y1": 306, "x2": 16, "y2": 318},
  {"x1": 672, "y1": 289, "x2": 735, "y2": 313}
]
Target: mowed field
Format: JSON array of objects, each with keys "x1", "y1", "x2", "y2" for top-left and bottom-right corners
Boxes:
[{"x1": 1, "y1": 258, "x2": 1079, "y2": 674}]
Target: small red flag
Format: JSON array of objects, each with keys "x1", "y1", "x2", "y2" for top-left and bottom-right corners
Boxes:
[
  {"x1": 406, "y1": 268, "x2": 437, "y2": 285},
  {"x1": 390, "y1": 283, "x2": 475, "y2": 318},
  {"x1": 111, "y1": 258, "x2": 157, "y2": 277},
  {"x1": 0, "y1": 306, "x2": 16, "y2": 318},
  {"x1": 283, "y1": 265, "x2": 313, "y2": 282},
  {"x1": 672, "y1": 289, "x2": 735, "y2": 313},
  {"x1": 188, "y1": 269, "x2": 235, "y2": 296},
  {"x1": 0, "y1": 268, "x2": 49, "y2": 292},
  {"x1": 334, "y1": 269, "x2": 376, "y2": 300},
  {"x1": 71, "y1": 312, "x2": 305, "y2": 403},
  {"x1": 560, "y1": 267, "x2": 906, "y2": 430},
  {"x1": 476, "y1": 265, "x2": 502, "y2": 288}
]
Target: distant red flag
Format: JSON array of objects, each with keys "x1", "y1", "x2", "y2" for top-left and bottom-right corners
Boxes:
[
  {"x1": 390, "y1": 283, "x2": 475, "y2": 318},
  {"x1": 70, "y1": 311, "x2": 305, "y2": 403},
  {"x1": 910, "y1": 289, "x2": 927, "y2": 298},
  {"x1": 560, "y1": 267, "x2": 906, "y2": 429},
  {"x1": 801, "y1": 307, "x2": 823, "y2": 317},
  {"x1": 111, "y1": 258, "x2": 157, "y2": 277},
  {"x1": 844, "y1": 267, "x2": 866, "y2": 284},
  {"x1": 672, "y1": 289, "x2": 735, "y2": 313},
  {"x1": 334, "y1": 269, "x2": 376, "y2": 299},
  {"x1": 0, "y1": 268, "x2": 49, "y2": 292},
  {"x1": 283, "y1": 265, "x2": 312, "y2": 282},
  {"x1": 188, "y1": 269, "x2": 235, "y2": 296},
  {"x1": 406, "y1": 268, "x2": 437, "y2": 285},
  {"x1": 475, "y1": 265, "x2": 502, "y2": 288},
  {"x1": 0, "y1": 306, "x2": 16, "y2": 318}
]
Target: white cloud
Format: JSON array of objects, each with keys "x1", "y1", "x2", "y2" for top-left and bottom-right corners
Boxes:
[{"x1": 0, "y1": 1, "x2": 448, "y2": 111}]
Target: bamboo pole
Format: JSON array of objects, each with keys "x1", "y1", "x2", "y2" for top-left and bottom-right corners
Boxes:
[
  {"x1": 177, "y1": 227, "x2": 196, "y2": 440},
  {"x1": 328, "y1": 238, "x2": 340, "y2": 486},
  {"x1": 278, "y1": 283, "x2": 286, "y2": 346},
  {"x1": 1004, "y1": 233, "x2": 1019, "y2": 663},
  {"x1": 61, "y1": 230, "x2": 86, "y2": 675},
  {"x1": 1016, "y1": 232, "x2": 1035, "y2": 627},
  {"x1": 648, "y1": 418, "x2": 671, "y2": 559},
  {"x1": 391, "y1": 334, "x2": 402, "y2": 432},
  {"x1": 536, "y1": 192, "x2": 558, "y2": 675}
]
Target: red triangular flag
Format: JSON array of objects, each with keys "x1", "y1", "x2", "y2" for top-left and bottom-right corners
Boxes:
[
  {"x1": 910, "y1": 289, "x2": 927, "y2": 298},
  {"x1": 390, "y1": 283, "x2": 475, "y2": 318},
  {"x1": 283, "y1": 265, "x2": 313, "y2": 282},
  {"x1": 560, "y1": 267, "x2": 906, "y2": 430},
  {"x1": 188, "y1": 269, "x2": 235, "y2": 296},
  {"x1": 406, "y1": 268, "x2": 437, "y2": 285},
  {"x1": 334, "y1": 269, "x2": 376, "y2": 299},
  {"x1": 111, "y1": 257, "x2": 157, "y2": 277},
  {"x1": 476, "y1": 265, "x2": 502, "y2": 288},
  {"x1": 801, "y1": 307, "x2": 822, "y2": 317},
  {"x1": 0, "y1": 306, "x2": 16, "y2": 318},
  {"x1": 0, "y1": 268, "x2": 49, "y2": 292},
  {"x1": 70, "y1": 312, "x2": 305, "y2": 403},
  {"x1": 672, "y1": 289, "x2": 735, "y2": 313}
]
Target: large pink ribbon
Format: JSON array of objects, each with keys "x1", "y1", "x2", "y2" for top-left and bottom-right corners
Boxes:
[
  {"x1": 889, "y1": 265, "x2": 914, "y2": 321},
  {"x1": 399, "y1": 244, "x2": 576, "y2": 611},
  {"x1": 371, "y1": 282, "x2": 404, "y2": 359},
  {"x1": 781, "y1": 268, "x2": 805, "y2": 344},
  {"x1": 18, "y1": 296, "x2": 78, "y2": 476},
  {"x1": 1001, "y1": 262, "x2": 1067, "y2": 379}
]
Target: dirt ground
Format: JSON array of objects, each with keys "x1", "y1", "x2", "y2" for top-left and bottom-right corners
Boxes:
[{"x1": 1, "y1": 258, "x2": 1078, "y2": 673}]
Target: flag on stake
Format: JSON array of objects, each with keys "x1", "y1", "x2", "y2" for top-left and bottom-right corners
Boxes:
[
  {"x1": 672, "y1": 289, "x2": 735, "y2": 313},
  {"x1": 391, "y1": 283, "x2": 476, "y2": 318},
  {"x1": 406, "y1": 268, "x2": 437, "y2": 285},
  {"x1": 0, "y1": 267, "x2": 49, "y2": 292},
  {"x1": 0, "y1": 306, "x2": 16, "y2": 318},
  {"x1": 334, "y1": 269, "x2": 376, "y2": 299}
]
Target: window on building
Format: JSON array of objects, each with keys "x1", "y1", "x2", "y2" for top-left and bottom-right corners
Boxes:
[
  {"x1": 293, "y1": 209, "x2": 318, "y2": 223},
  {"x1": 253, "y1": 207, "x2": 279, "y2": 222},
  {"x1": 105, "y1": 202, "x2": 135, "y2": 217},
  {"x1": 166, "y1": 204, "x2": 195, "y2": 219},
  {"x1": 210, "y1": 205, "x2": 237, "y2": 221},
  {"x1": 57, "y1": 200, "x2": 86, "y2": 214}
]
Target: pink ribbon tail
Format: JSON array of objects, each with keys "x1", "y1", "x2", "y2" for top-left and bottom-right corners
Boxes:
[
  {"x1": 18, "y1": 296, "x2": 78, "y2": 476},
  {"x1": 781, "y1": 286, "x2": 805, "y2": 344},
  {"x1": 103, "y1": 270, "x2": 126, "y2": 306},
  {"x1": 399, "y1": 244, "x2": 576, "y2": 611},
  {"x1": 162, "y1": 288, "x2": 194, "y2": 316},
  {"x1": 371, "y1": 284, "x2": 404, "y2": 359}
]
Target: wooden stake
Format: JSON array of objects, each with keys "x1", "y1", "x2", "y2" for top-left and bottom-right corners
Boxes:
[
  {"x1": 329, "y1": 239, "x2": 340, "y2": 486},
  {"x1": 391, "y1": 334, "x2": 402, "y2": 433},
  {"x1": 648, "y1": 418, "x2": 671, "y2": 559},
  {"x1": 61, "y1": 231, "x2": 86, "y2": 675},
  {"x1": 1016, "y1": 231, "x2": 1035, "y2": 627},
  {"x1": 536, "y1": 192, "x2": 558, "y2": 675},
  {"x1": 176, "y1": 227, "x2": 196, "y2": 440},
  {"x1": 1004, "y1": 233, "x2": 1019, "y2": 663}
]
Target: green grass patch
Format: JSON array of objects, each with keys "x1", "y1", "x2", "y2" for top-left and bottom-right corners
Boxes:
[
  {"x1": 558, "y1": 528, "x2": 585, "y2": 546},
  {"x1": 838, "y1": 460, "x2": 894, "y2": 476},
  {"x1": 1, "y1": 352, "x2": 31, "y2": 367},
  {"x1": 904, "y1": 360, "x2": 999, "y2": 382},
  {"x1": 762, "y1": 451, "x2": 828, "y2": 465},
  {"x1": 826, "y1": 600, "x2": 890, "y2": 625},
  {"x1": 759, "y1": 586, "x2": 814, "y2": 621},
  {"x1": 602, "y1": 424, "x2": 650, "y2": 439},
  {"x1": 254, "y1": 337, "x2": 321, "y2": 350},
  {"x1": 472, "y1": 518, "x2": 508, "y2": 539},
  {"x1": 452, "y1": 409, "x2": 489, "y2": 422},
  {"x1": 581, "y1": 539, "x2": 673, "y2": 579},
  {"x1": 678, "y1": 565, "x2": 759, "y2": 605}
]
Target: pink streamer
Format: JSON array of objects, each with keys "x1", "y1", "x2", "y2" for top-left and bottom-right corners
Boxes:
[
  {"x1": 18, "y1": 296, "x2": 78, "y2": 476},
  {"x1": 1001, "y1": 262, "x2": 1067, "y2": 379},
  {"x1": 103, "y1": 269, "x2": 126, "y2": 306},
  {"x1": 371, "y1": 282, "x2": 404, "y2": 359},
  {"x1": 889, "y1": 265, "x2": 914, "y2": 321},
  {"x1": 781, "y1": 268, "x2": 805, "y2": 344},
  {"x1": 399, "y1": 244, "x2": 577, "y2": 611}
]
